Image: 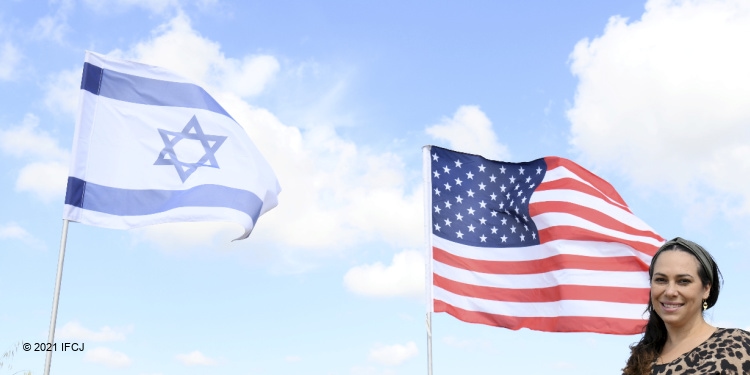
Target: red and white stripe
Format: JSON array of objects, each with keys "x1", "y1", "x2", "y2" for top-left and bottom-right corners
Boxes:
[{"x1": 428, "y1": 156, "x2": 664, "y2": 335}]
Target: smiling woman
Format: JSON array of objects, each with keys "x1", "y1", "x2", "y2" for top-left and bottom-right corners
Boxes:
[{"x1": 622, "y1": 237, "x2": 750, "y2": 375}]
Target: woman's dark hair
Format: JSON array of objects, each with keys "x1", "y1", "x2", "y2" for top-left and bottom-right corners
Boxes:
[{"x1": 621, "y1": 241, "x2": 722, "y2": 375}]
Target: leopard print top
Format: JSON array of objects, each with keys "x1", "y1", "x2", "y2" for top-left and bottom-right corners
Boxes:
[{"x1": 652, "y1": 328, "x2": 750, "y2": 374}]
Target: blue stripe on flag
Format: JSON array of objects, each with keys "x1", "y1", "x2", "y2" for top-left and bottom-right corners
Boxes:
[
  {"x1": 80, "y1": 62, "x2": 233, "y2": 120},
  {"x1": 81, "y1": 62, "x2": 103, "y2": 95},
  {"x1": 65, "y1": 177, "x2": 263, "y2": 220},
  {"x1": 65, "y1": 176, "x2": 87, "y2": 208}
]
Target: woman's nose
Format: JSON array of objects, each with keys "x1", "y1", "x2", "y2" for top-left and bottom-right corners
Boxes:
[{"x1": 664, "y1": 283, "x2": 678, "y2": 296}]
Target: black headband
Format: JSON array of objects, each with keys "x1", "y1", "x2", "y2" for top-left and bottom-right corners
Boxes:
[{"x1": 650, "y1": 237, "x2": 714, "y2": 282}]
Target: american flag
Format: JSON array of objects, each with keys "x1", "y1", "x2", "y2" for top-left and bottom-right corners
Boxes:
[{"x1": 424, "y1": 146, "x2": 663, "y2": 334}]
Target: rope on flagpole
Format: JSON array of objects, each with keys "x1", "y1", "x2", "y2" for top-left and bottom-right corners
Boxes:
[{"x1": 43, "y1": 219, "x2": 70, "y2": 375}]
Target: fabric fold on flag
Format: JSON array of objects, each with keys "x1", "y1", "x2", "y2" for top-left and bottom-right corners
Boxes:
[
  {"x1": 424, "y1": 145, "x2": 663, "y2": 335},
  {"x1": 63, "y1": 51, "x2": 280, "y2": 240}
]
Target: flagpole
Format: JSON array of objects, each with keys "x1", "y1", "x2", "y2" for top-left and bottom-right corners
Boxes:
[
  {"x1": 426, "y1": 312, "x2": 433, "y2": 375},
  {"x1": 43, "y1": 219, "x2": 70, "y2": 375},
  {"x1": 422, "y1": 146, "x2": 434, "y2": 375}
]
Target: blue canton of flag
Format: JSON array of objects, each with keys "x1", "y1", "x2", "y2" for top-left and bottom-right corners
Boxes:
[
  {"x1": 63, "y1": 51, "x2": 280, "y2": 240},
  {"x1": 430, "y1": 147, "x2": 547, "y2": 248}
]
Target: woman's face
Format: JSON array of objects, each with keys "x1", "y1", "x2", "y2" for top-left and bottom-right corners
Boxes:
[{"x1": 650, "y1": 250, "x2": 711, "y2": 329}]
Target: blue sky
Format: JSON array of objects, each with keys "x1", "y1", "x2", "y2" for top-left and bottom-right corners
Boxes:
[{"x1": 2, "y1": 0, "x2": 750, "y2": 374}]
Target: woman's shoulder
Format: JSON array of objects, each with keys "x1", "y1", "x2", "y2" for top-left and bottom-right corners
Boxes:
[
  {"x1": 713, "y1": 327, "x2": 750, "y2": 343},
  {"x1": 652, "y1": 328, "x2": 750, "y2": 374},
  {"x1": 698, "y1": 328, "x2": 750, "y2": 374}
]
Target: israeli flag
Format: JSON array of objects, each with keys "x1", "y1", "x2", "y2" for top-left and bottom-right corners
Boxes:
[{"x1": 63, "y1": 51, "x2": 280, "y2": 240}]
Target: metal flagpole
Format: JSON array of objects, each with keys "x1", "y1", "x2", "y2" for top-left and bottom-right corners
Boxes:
[
  {"x1": 422, "y1": 146, "x2": 434, "y2": 375},
  {"x1": 426, "y1": 312, "x2": 433, "y2": 375},
  {"x1": 44, "y1": 219, "x2": 70, "y2": 375}
]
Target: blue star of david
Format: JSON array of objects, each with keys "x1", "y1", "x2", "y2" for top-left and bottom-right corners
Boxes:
[{"x1": 154, "y1": 115, "x2": 227, "y2": 182}]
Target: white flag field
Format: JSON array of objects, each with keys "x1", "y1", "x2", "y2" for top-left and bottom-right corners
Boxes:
[{"x1": 63, "y1": 51, "x2": 280, "y2": 239}]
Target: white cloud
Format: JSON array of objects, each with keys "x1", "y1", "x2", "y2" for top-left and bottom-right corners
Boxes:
[
  {"x1": 15, "y1": 161, "x2": 68, "y2": 202},
  {"x1": 0, "y1": 222, "x2": 30, "y2": 240},
  {"x1": 0, "y1": 114, "x2": 70, "y2": 201},
  {"x1": 131, "y1": 221, "x2": 239, "y2": 251},
  {"x1": 93, "y1": 14, "x2": 422, "y2": 257},
  {"x1": 0, "y1": 114, "x2": 68, "y2": 161},
  {"x1": 32, "y1": 15, "x2": 69, "y2": 43},
  {"x1": 368, "y1": 341, "x2": 418, "y2": 366},
  {"x1": 31, "y1": 0, "x2": 73, "y2": 43},
  {"x1": 0, "y1": 41, "x2": 22, "y2": 80},
  {"x1": 82, "y1": 0, "x2": 181, "y2": 15},
  {"x1": 284, "y1": 355, "x2": 301, "y2": 363},
  {"x1": 84, "y1": 347, "x2": 132, "y2": 368},
  {"x1": 426, "y1": 105, "x2": 510, "y2": 161},
  {"x1": 57, "y1": 321, "x2": 133, "y2": 342},
  {"x1": 567, "y1": 0, "x2": 750, "y2": 217},
  {"x1": 124, "y1": 14, "x2": 279, "y2": 98},
  {"x1": 344, "y1": 250, "x2": 424, "y2": 298},
  {"x1": 219, "y1": 54, "x2": 280, "y2": 97},
  {"x1": 176, "y1": 350, "x2": 217, "y2": 366},
  {"x1": 196, "y1": 0, "x2": 218, "y2": 7},
  {"x1": 44, "y1": 68, "x2": 81, "y2": 117},
  {"x1": 0, "y1": 222, "x2": 45, "y2": 250}
]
